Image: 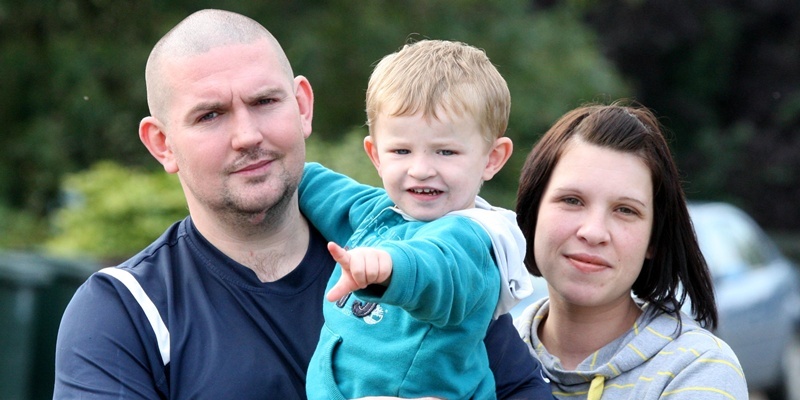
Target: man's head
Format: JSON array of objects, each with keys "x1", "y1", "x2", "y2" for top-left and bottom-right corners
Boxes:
[
  {"x1": 144, "y1": 9, "x2": 293, "y2": 122},
  {"x1": 365, "y1": 39, "x2": 511, "y2": 146},
  {"x1": 138, "y1": 9, "x2": 313, "y2": 230}
]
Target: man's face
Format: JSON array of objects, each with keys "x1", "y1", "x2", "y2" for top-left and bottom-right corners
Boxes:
[{"x1": 157, "y1": 39, "x2": 312, "y2": 223}]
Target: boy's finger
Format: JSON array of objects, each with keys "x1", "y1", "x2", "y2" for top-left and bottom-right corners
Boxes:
[
  {"x1": 326, "y1": 274, "x2": 357, "y2": 301},
  {"x1": 327, "y1": 242, "x2": 350, "y2": 266}
]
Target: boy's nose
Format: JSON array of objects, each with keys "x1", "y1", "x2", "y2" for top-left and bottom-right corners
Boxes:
[{"x1": 407, "y1": 157, "x2": 436, "y2": 180}]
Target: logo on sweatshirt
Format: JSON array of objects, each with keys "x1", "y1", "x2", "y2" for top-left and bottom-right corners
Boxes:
[{"x1": 335, "y1": 293, "x2": 384, "y2": 324}]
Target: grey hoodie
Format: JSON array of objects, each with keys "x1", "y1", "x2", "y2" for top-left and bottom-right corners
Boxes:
[{"x1": 515, "y1": 298, "x2": 749, "y2": 399}]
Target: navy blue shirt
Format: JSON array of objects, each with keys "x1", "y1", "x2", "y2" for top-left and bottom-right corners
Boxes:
[{"x1": 54, "y1": 217, "x2": 552, "y2": 399}]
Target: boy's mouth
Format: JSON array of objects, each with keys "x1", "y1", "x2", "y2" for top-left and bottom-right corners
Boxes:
[{"x1": 409, "y1": 188, "x2": 442, "y2": 196}]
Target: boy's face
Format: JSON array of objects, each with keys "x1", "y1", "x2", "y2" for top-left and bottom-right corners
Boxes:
[{"x1": 364, "y1": 110, "x2": 497, "y2": 221}]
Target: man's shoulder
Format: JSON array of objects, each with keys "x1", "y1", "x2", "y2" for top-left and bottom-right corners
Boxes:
[{"x1": 116, "y1": 218, "x2": 190, "y2": 272}]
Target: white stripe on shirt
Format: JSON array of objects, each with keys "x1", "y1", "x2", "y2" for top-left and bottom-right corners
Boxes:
[{"x1": 99, "y1": 267, "x2": 171, "y2": 365}]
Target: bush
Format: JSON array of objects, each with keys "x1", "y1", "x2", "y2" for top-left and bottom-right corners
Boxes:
[
  {"x1": 0, "y1": 205, "x2": 49, "y2": 250},
  {"x1": 45, "y1": 161, "x2": 186, "y2": 263}
]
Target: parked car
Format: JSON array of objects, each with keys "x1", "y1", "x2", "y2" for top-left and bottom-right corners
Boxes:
[{"x1": 510, "y1": 201, "x2": 800, "y2": 400}]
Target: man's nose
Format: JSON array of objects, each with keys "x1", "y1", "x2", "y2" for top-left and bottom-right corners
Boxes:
[{"x1": 231, "y1": 110, "x2": 263, "y2": 150}]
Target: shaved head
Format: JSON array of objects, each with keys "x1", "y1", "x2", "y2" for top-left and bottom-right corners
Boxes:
[{"x1": 144, "y1": 9, "x2": 293, "y2": 120}]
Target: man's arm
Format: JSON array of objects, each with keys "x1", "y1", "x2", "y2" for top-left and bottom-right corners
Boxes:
[{"x1": 485, "y1": 314, "x2": 555, "y2": 399}]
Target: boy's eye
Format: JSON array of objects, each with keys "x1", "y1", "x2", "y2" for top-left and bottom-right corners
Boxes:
[
  {"x1": 393, "y1": 149, "x2": 410, "y2": 155},
  {"x1": 438, "y1": 150, "x2": 455, "y2": 156}
]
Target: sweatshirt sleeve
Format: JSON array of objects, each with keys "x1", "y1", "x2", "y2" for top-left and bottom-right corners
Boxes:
[
  {"x1": 359, "y1": 216, "x2": 501, "y2": 327},
  {"x1": 660, "y1": 343, "x2": 749, "y2": 399},
  {"x1": 299, "y1": 162, "x2": 387, "y2": 245}
]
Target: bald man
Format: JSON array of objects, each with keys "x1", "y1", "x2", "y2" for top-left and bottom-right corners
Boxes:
[{"x1": 54, "y1": 9, "x2": 549, "y2": 399}]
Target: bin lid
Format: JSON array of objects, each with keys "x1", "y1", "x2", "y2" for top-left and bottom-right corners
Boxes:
[{"x1": 0, "y1": 251, "x2": 55, "y2": 286}]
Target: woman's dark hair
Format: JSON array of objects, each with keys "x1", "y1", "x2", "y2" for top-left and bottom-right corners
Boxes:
[{"x1": 515, "y1": 101, "x2": 718, "y2": 329}]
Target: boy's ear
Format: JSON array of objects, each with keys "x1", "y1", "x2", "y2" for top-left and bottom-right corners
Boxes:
[
  {"x1": 482, "y1": 137, "x2": 513, "y2": 181},
  {"x1": 363, "y1": 136, "x2": 383, "y2": 177},
  {"x1": 140, "y1": 116, "x2": 179, "y2": 174}
]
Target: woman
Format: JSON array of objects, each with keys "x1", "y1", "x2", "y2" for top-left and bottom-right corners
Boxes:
[{"x1": 514, "y1": 102, "x2": 748, "y2": 399}]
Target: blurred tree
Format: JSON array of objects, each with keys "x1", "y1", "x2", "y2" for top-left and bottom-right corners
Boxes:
[
  {"x1": 45, "y1": 161, "x2": 186, "y2": 262},
  {"x1": 548, "y1": 0, "x2": 800, "y2": 229},
  {"x1": 282, "y1": 0, "x2": 630, "y2": 206},
  {"x1": 3, "y1": 0, "x2": 628, "y2": 254}
]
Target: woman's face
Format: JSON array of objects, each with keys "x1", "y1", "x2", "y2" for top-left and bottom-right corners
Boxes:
[{"x1": 534, "y1": 138, "x2": 653, "y2": 310}]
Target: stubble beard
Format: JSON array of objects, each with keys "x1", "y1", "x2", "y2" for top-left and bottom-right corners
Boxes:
[{"x1": 216, "y1": 172, "x2": 299, "y2": 232}]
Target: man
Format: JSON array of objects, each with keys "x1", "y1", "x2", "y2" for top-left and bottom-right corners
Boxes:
[{"x1": 54, "y1": 9, "x2": 549, "y2": 399}]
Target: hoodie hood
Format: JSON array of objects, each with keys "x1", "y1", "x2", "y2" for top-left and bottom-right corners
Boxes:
[{"x1": 514, "y1": 298, "x2": 742, "y2": 400}]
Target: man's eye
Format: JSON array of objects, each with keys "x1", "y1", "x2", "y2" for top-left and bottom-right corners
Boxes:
[
  {"x1": 256, "y1": 98, "x2": 275, "y2": 106},
  {"x1": 199, "y1": 112, "x2": 219, "y2": 122}
]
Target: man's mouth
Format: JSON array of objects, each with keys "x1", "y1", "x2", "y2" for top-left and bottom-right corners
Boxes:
[{"x1": 237, "y1": 160, "x2": 270, "y2": 172}]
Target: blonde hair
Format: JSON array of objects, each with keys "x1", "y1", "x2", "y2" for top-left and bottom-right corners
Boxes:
[{"x1": 366, "y1": 40, "x2": 510, "y2": 145}]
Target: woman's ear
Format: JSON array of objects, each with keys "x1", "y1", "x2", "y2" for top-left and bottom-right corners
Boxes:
[
  {"x1": 482, "y1": 137, "x2": 513, "y2": 181},
  {"x1": 139, "y1": 116, "x2": 178, "y2": 174}
]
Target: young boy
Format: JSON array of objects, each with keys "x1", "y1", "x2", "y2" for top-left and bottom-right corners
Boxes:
[{"x1": 301, "y1": 40, "x2": 537, "y2": 399}]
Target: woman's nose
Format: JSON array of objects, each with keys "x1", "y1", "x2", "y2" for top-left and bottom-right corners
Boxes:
[{"x1": 576, "y1": 210, "x2": 611, "y2": 245}]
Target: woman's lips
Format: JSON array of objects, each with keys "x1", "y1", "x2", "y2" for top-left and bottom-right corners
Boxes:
[{"x1": 566, "y1": 253, "x2": 611, "y2": 273}]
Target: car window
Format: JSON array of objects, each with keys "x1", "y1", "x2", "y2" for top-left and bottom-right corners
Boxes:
[{"x1": 690, "y1": 204, "x2": 778, "y2": 278}]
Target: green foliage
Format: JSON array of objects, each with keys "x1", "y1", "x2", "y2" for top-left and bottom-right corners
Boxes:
[
  {"x1": 575, "y1": 0, "x2": 800, "y2": 229},
  {"x1": 290, "y1": 0, "x2": 630, "y2": 208},
  {"x1": 306, "y1": 127, "x2": 382, "y2": 188},
  {"x1": 0, "y1": 204, "x2": 49, "y2": 250},
  {"x1": 3, "y1": 1, "x2": 631, "y2": 254},
  {"x1": 45, "y1": 162, "x2": 187, "y2": 261}
]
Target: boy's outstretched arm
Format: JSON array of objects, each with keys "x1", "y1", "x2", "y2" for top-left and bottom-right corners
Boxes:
[{"x1": 326, "y1": 242, "x2": 393, "y2": 301}]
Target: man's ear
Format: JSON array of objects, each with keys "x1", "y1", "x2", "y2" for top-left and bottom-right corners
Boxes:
[
  {"x1": 482, "y1": 137, "x2": 513, "y2": 181},
  {"x1": 139, "y1": 116, "x2": 178, "y2": 174},
  {"x1": 294, "y1": 76, "x2": 314, "y2": 139},
  {"x1": 363, "y1": 135, "x2": 382, "y2": 177}
]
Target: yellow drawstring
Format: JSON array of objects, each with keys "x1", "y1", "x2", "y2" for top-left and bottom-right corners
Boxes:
[{"x1": 587, "y1": 375, "x2": 605, "y2": 400}]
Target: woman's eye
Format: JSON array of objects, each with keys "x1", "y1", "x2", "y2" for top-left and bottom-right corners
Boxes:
[
  {"x1": 563, "y1": 197, "x2": 581, "y2": 206},
  {"x1": 617, "y1": 206, "x2": 638, "y2": 216}
]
